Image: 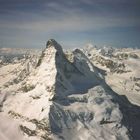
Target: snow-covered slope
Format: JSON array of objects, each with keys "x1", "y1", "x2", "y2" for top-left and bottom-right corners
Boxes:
[
  {"x1": 84, "y1": 45, "x2": 140, "y2": 106},
  {"x1": 0, "y1": 40, "x2": 140, "y2": 140}
]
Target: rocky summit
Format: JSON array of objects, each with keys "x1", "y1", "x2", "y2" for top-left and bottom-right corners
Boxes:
[{"x1": 0, "y1": 40, "x2": 140, "y2": 140}]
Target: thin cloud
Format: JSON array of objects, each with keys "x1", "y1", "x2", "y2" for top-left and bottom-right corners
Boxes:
[
  {"x1": 0, "y1": 0, "x2": 140, "y2": 48},
  {"x1": 0, "y1": 12, "x2": 139, "y2": 32}
]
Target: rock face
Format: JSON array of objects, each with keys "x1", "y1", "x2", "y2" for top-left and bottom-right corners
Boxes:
[
  {"x1": 1, "y1": 39, "x2": 140, "y2": 140},
  {"x1": 31, "y1": 39, "x2": 84, "y2": 100},
  {"x1": 94, "y1": 55, "x2": 127, "y2": 73}
]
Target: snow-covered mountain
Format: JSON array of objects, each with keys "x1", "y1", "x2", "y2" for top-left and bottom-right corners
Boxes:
[
  {"x1": 83, "y1": 45, "x2": 140, "y2": 104},
  {"x1": 0, "y1": 39, "x2": 140, "y2": 140}
]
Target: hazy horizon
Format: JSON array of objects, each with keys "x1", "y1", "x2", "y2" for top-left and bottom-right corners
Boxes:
[{"x1": 0, "y1": 0, "x2": 140, "y2": 49}]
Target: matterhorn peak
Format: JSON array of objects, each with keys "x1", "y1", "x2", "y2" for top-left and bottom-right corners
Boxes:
[
  {"x1": 46, "y1": 39, "x2": 58, "y2": 47},
  {"x1": 46, "y1": 39, "x2": 63, "y2": 53}
]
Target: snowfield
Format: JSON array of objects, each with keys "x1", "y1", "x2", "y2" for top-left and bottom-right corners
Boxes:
[{"x1": 0, "y1": 39, "x2": 140, "y2": 140}]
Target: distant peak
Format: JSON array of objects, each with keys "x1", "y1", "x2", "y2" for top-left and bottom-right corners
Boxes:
[{"x1": 86, "y1": 43, "x2": 93, "y2": 48}]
